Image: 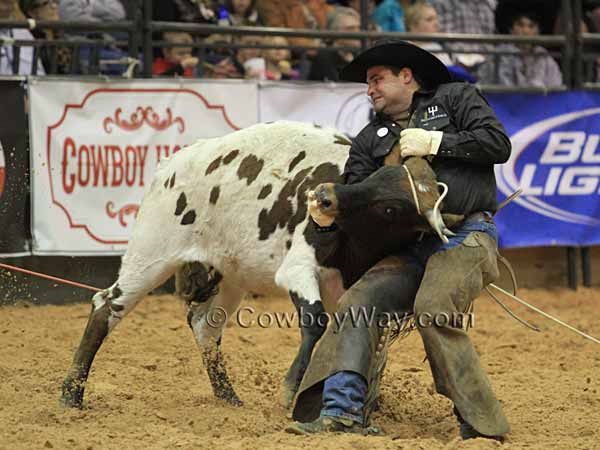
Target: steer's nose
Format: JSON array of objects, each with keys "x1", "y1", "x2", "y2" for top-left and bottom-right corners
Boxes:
[
  {"x1": 316, "y1": 185, "x2": 332, "y2": 208},
  {"x1": 314, "y1": 183, "x2": 337, "y2": 211},
  {"x1": 309, "y1": 183, "x2": 338, "y2": 216}
]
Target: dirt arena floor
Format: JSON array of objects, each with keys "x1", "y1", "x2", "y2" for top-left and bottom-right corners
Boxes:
[{"x1": 1, "y1": 287, "x2": 599, "y2": 450}]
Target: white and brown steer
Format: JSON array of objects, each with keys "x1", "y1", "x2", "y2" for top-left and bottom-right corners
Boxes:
[{"x1": 60, "y1": 121, "x2": 452, "y2": 410}]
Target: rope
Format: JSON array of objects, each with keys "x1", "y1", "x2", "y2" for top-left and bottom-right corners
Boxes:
[
  {"x1": 0, "y1": 262, "x2": 101, "y2": 292},
  {"x1": 485, "y1": 286, "x2": 540, "y2": 331},
  {"x1": 488, "y1": 283, "x2": 600, "y2": 344}
]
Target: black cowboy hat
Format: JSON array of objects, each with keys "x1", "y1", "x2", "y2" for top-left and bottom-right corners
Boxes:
[{"x1": 339, "y1": 40, "x2": 451, "y2": 87}]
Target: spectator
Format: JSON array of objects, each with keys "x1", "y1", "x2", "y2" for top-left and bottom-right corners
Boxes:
[
  {"x1": 428, "y1": 0, "x2": 496, "y2": 74},
  {"x1": 59, "y1": 0, "x2": 129, "y2": 75},
  {"x1": 204, "y1": 54, "x2": 245, "y2": 79},
  {"x1": 371, "y1": 0, "x2": 405, "y2": 32},
  {"x1": 306, "y1": 0, "x2": 333, "y2": 30},
  {"x1": 308, "y1": 7, "x2": 361, "y2": 81},
  {"x1": 19, "y1": 0, "x2": 72, "y2": 74},
  {"x1": 59, "y1": 0, "x2": 125, "y2": 26},
  {"x1": 333, "y1": 0, "x2": 379, "y2": 31},
  {"x1": 153, "y1": 31, "x2": 199, "y2": 77},
  {"x1": 235, "y1": 34, "x2": 266, "y2": 79},
  {"x1": 479, "y1": 6, "x2": 563, "y2": 87},
  {"x1": 256, "y1": 0, "x2": 321, "y2": 49},
  {"x1": 263, "y1": 36, "x2": 299, "y2": 80},
  {"x1": 152, "y1": 0, "x2": 215, "y2": 23},
  {"x1": 203, "y1": 34, "x2": 245, "y2": 79},
  {"x1": 0, "y1": 0, "x2": 44, "y2": 74},
  {"x1": 336, "y1": 0, "x2": 373, "y2": 15},
  {"x1": 404, "y1": 1, "x2": 452, "y2": 66},
  {"x1": 221, "y1": 0, "x2": 262, "y2": 26}
]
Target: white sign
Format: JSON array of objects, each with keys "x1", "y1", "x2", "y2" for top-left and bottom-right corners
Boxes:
[
  {"x1": 258, "y1": 81, "x2": 371, "y2": 137},
  {"x1": 29, "y1": 79, "x2": 258, "y2": 255}
]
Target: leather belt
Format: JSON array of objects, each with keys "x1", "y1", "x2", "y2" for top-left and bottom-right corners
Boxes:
[
  {"x1": 465, "y1": 211, "x2": 494, "y2": 223},
  {"x1": 447, "y1": 211, "x2": 494, "y2": 232}
]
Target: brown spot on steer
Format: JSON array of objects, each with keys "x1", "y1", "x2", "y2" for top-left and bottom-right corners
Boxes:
[
  {"x1": 237, "y1": 154, "x2": 264, "y2": 186},
  {"x1": 288, "y1": 151, "x2": 306, "y2": 173},
  {"x1": 181, "y1": 210, "x2": 196, "y2": 225},
  {"x1": 257, "y1": 167, "x2": 313, "y2": 240},
  {"x1": 210, "y1": 186, "x2": 220, "y2": 205},
  {"x1": 206, "y1": 156, "x2": 223, "y2": 175},
  {"x1": 175, "y1": 192, "x2": 187, "y2": 216},
  {"x1": 164, "y1": 173, "x2": 176, "y2": 189},
  {"x1": 223, "y1": 150, "x2": 240, "y2": 165},
  {"x1": 257, "y1": 163, "x2": 342, "y2": 241},
  {"x1": 258, "y1": 184, "x2": 272, "y2": 200}
]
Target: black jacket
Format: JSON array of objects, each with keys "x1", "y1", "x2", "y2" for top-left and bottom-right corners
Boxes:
[{"x1": 343, "y1": 82, "x2": 511, "y2": 216}]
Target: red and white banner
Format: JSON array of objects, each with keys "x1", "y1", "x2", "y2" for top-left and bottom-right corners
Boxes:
[{"x1": 29, "y1": 79, "x2": 257, "y2": 255}]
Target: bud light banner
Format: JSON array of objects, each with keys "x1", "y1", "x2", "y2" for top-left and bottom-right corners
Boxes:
[
  {"x1": 488, "y1": 91, "x2": 600, "y2": 248},
  {"x1": 28, "y1": 79, "x2": 257, "y2": 255},
  {"x1": 0, "y1": 79, "x2": 30, "y2": 256}
]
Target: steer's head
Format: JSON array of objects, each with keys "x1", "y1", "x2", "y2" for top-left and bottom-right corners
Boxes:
[
  {"x1": 310, "y1": 166, "x2": 426, "y2": 245},
  {"x1": 309, "y1": 160, "x2": 458, "y2": 244}
]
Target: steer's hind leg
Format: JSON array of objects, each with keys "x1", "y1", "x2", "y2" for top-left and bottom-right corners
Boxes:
[
  {"x1": 180, "y1": 263, "x2": 244, "y2": 406},
  {"x1": 61, "y1": 261, "x2": 176, "y2": 408}
]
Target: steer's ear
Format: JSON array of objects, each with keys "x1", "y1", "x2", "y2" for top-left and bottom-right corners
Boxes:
[{"x1": 383, "y1": 141, "x2": 403, "y2": 166}]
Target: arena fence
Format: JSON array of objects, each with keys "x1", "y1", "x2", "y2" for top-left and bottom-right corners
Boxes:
[
  {"x1": 0, "y1": 0, "x2": 597, "y2": 294},
  {"x1": 0, "y1": 0, "x2": 594, "y2": 86}
]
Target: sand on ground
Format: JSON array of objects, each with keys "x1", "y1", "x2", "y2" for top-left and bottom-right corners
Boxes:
[{"x1": 1, "y1": 287, "x2": 599, "y2": 450}]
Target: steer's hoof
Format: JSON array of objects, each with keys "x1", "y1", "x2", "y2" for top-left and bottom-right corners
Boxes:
[
  {"x1": 279, "y1": 384, "x2": 296, "y2": 409},
  {"x1": 60, "y1": 390, "x2": 84, "y2": 409},
  {"x1": 217, "y1": 390, "x2": 244, "y2": 407},
  {"x1": 227, "y1": 396, "x2": 244, "y2": 407},
  {"x1": 60, "y1": 379, "x2": 85, "y2": 408}
]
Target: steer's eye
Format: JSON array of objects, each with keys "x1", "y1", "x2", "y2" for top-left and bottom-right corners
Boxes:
[{"x1": 385, "y1": 207, "x2": 394, "y2": 215}]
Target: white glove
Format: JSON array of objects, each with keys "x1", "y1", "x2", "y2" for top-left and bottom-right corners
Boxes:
[
  {"x1": 400, "y1": 128, "x2": 443, "y2": 158},
  {"x1": 307, "y1": 191, "x2": 335, "y2": 227}
]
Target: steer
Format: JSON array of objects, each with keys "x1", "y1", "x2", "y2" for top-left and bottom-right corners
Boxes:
[{"x1": 60, "y1": 121, "x2": 453, "y2": 410}]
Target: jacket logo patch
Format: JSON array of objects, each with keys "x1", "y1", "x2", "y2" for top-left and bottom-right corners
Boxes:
[{"x1": 422, "y1": 105, "x2": 448, "y2": 123}]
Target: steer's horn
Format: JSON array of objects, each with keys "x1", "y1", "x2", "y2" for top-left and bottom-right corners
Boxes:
[{"x1": 424, "y1": 208, "x2": 454, "y2": 244}]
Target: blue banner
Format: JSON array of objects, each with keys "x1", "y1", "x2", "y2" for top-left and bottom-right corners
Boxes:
[{"x1": 486, "y1": 91, "x2": 600, "y2": 248}]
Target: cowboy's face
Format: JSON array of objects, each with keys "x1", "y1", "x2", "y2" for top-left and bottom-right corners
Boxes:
[{"x1": 366, "y1": 65, "x2": 416, "y2": 116}]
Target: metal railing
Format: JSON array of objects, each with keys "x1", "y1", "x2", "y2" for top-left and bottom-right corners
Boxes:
[
  {"x1": 0, "y1": 0, "x2": 595, "y2": 288},
  {"x1": 0, "y1": 0, "x2": 596, "y2": 88}
]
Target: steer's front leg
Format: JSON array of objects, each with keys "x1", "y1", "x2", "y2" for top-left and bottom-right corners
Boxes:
[{"x1": 281, "y1": 291, "x2": 329, "y2": 408}]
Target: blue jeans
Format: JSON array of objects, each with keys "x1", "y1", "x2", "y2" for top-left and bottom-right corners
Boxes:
[{"x1": 321, "y1": 213, "x2": 498, "y2": 424}]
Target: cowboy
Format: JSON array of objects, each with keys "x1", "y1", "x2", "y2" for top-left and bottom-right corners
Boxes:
[{"x1": 285, "y1": 40, "x2": 512, "y2": 441}]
